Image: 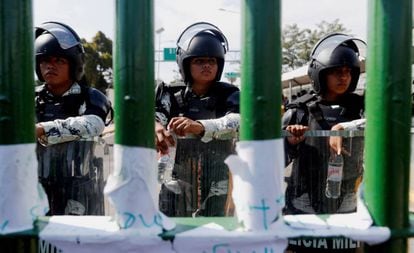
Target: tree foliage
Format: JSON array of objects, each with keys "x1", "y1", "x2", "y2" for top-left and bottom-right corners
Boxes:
[
  {"x1": 282, "y1": 19, "x2": 350, "y2": 72},
  {"x1": 82, "y1": 31, "x2": 113, "y2": 94}
]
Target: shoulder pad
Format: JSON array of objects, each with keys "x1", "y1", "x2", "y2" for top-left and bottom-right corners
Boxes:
[
  {"x1": 157, "y1": 81, "x2": 186, "y2": 94},
  {"x1": 156, "y1": 81, "x2": 186, "y2": 99},
  {"x1": 282, "y1": 108, "x2": 296, "y2": 128},
  {"x1": 226, "y1": 90, "x2": 240, "y2": 113},
  {"x1": 88, "y1": 87, "x2": 110, "y2": 104},
  {"x1": 87, "y1": 88, "x2": 113, "y2": 120},
  {"x1": 286, "y1": 93, "x2": 318, "y2": 110}
]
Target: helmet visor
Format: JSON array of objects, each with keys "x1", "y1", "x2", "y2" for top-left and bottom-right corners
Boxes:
[
  {"x1": 36, "y1": 22, "x2": 80, "y2": 50},
  {"x1": 311, "y1": 34, "x2": 366, "y2": 62},
  {"x1": 177, "y1": 22, "x2": 228, "y2": 52}
]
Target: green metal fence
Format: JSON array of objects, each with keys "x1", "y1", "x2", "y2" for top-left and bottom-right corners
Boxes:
[{"x1": 1, "y1": 0, "x2": 413, "y2": 252}]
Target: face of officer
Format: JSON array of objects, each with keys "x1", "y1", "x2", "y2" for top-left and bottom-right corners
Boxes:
[
  {"x1": 325, "y1": 66, "x2": 352, "y2": 101},
  {"x1": 39, "y1": 55, "x2": 72, "y2": 96},
  {"x1": 190, "y1": 57, "x2": 218, "y2": 87}
]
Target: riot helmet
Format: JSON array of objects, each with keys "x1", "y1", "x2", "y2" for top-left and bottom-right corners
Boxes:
[
  {"x1": 35, "y1": 21, "x2": 85, "y2": 82},
  {"x1": 307, "y1": 33, "x2": 366, "y2": 94},
  {"x1": 176, "y1": 22, "x2": 228, "y2": 83}
]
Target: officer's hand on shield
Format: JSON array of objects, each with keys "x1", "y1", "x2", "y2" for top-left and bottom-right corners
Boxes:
[
  {"x1": 286, "y1": 124, "x2": 308, "y2": 145},
  {"x1": 329, "y1": 123, "x2": 343, "y2": 155},
  {"x1": 168, "y1": 116, "x2": 205, "y2": 137},
  {"x1": 35, "y1": 123, "x2": 45, "y2": 139},
  {"x1": 329, "y1": 123, "x2": 351, "y2": 156},
  {"x1": 155, "y1": 121, "x2": 176, "y2": 155}
]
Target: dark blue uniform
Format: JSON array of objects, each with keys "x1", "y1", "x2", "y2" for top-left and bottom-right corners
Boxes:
[
  {"x1": 36, "y1": 83, "x2": 112, "y2": 215},
  {"x1": 155, "y1": 81, "x2": 240, "y2": 217},
  {"x1": 282, "y1": 92, "x2": 364, "y2": 215}
]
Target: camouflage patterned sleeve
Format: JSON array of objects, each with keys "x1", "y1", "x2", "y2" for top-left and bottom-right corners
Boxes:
[
  {"x1": 197, "y1": 112, "x2": 240, "y2": 143},
  {"x1": 38, "y1": 115, "x2": 105, "y2": 146},
  {"x1": 338, "y1": 118, "x2": 366, "y2": 130}
]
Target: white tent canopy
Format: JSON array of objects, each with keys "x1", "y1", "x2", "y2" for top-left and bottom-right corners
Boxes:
[{"x1": 281, "y1": 65, "x2": 310, "y2": 89}]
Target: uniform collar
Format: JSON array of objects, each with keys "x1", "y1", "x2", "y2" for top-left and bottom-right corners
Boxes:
[{"x1": 61, "y1": 82, "x2": 81, "y2": 96}]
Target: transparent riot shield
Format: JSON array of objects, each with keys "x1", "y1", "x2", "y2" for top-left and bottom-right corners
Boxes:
[
  {"x1": 37, "y1": 137, "x2": 110, "y2": 216},
  {"x1": 158, "y1": 136, "x2": 236, "y2": 217},
  {"x1": 283, "y1": 130, "x2": 364, "y2": 215}
]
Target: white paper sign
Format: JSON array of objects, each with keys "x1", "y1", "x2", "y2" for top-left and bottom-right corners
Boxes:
[
  {"x1": 280, "y1": 200, "x2": 390, "y2": 245},
  {"x1": 39, "y1": 216, "x2": 174, "y2": 253},
  {"x1": 38, "y1": 214, "x2": 390, "y2": 253},
  {"x1": 104, "y1": 145, "x2": 175, "y2": 233},
  {"x1": 225, "y1": 139, "x2": 285, "y2": 231},
  {"x1": 0, "y1": 144, "x2": 49, "y2": 234},
  {"x1": 174, "y1": 223, "x2": 288, "y2": 253}
]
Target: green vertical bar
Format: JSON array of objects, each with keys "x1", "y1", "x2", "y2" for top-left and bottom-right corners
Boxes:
[
  {"x1": 365, "y1": 0, "x2": 411, "y2": 252},
  {"x1": 240, "y1": 0, "x2": 281, "y2": 141},
  {"x1": 0, "y1": 0, "x2": 38, "y2": 252},
  {"x1": 114, "y1": 0, "x2": 155, "y2": 148},
  {"x1": 0, "y1": 0, "x2": 35, "y2": 144}
]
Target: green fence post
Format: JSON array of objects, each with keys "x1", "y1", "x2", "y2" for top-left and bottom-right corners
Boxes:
[
  {"x1": 235, "y1": 0, "x2": 283, "y2": 232},
  {"x1": 364, "y1": 0, "x2": 412, "y2": 252},
  {"x1": 240, "y1": 0, "x2": 281, "y2": 141},
  {"x1": 0, "y1": 0, "x2": 35, "y2": 144},
  {"x1": 114, "y1": 0, "x2": 154, "y2": 148},
  {"x1": 106, "y1": 0, "x2": 162, "y2": 230},
  {"x1": 0, "y1": 0, "x2": 38, "y2": 252}
]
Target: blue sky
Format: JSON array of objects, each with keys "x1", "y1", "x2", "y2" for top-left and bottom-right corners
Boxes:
[{"x1": 33, "y1": 0, "x2": 367, "y2": 84}]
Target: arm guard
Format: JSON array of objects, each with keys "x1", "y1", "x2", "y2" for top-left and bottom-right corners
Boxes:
[
  {"x1": 38, "y1": 114, "x2": 105, "y2": 146},
  {"x1": 197, "y1": 112, "x2": 240, "y2": 143},
  {"x1": 338, "y1": 118, "x2": 366, "y2": 130}
]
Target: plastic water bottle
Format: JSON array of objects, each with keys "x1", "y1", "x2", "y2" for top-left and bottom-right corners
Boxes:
[
  {"x1": 157, "y1": 131, "x2": 181, "y2": 194},
  {"x1": 325, "y1": 153, "x2": 343, "y2": 199},
  {"x1": 157, "y1": 146, "x2": 176, "y2": 184}
]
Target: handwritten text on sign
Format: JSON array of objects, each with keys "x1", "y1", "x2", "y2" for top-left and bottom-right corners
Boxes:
[{"x1": 121, "y1": 212, "x2": 163, "y2": 229}]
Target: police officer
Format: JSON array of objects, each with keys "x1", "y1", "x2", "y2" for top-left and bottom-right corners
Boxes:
[
  {"x1": 283, "y1": 33, "x2": 366, "y2": 253},
  {"x1": 155, "y1": 22, "x2": 240, "y2": 217},
  {"x1": 283, "y1": 33, "x2": 366, "y2": 214},
  {"x1": 35, "y1": 21, "x2": 113, "y2": 215}
]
